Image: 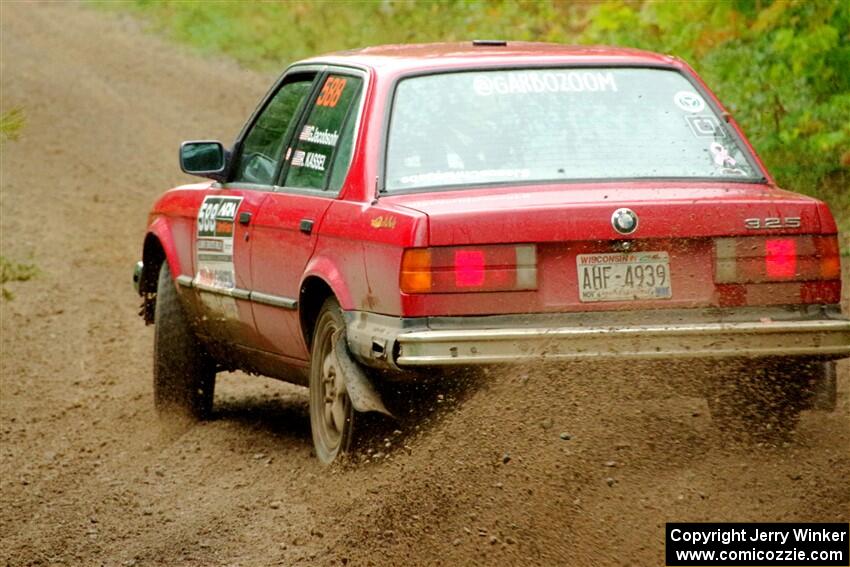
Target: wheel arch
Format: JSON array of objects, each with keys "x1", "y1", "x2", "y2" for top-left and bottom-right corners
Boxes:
[
  {"x1": 141, "y1": 233, "x2": 166, "y2": 295},
  {"x1": 299, "y1": 251, "x2": 357, "y2": 347},
  {"x1": 139, "y1": 218, "x2": 186, "y2": 324},
  {"x1": 299, "y1": 251, "x2": 357, "y2": 350},
  {"x1": 299, "y1": 275, "x2": 337, "y2": 351}
]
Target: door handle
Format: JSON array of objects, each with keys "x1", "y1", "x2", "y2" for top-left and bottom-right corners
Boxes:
[
  {"x1": 299, "y1": 218, "x2": 314, "y2": 235},
  {"x1": 238, "y1": 211, "x2": 252, "y2": 226}
]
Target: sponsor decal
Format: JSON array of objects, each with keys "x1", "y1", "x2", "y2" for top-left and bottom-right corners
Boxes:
[
  {"x1": 707, "y1": 142, "x2": 747, "y2": 176},
  {"x1": 472, "y1": 71, "x2": 618, "y2": 96},
  {"x1": 370, "y1": 215, "x2": 397, "y2": 229},
  {"x1": 299, "y1": 124, "x2": 340, "y2": 147},
  {"x1": 290, "y1": 150, "x2": 326, "y2": 171},
  {"x1": 685, "y1": 114, "x2": 725, "y2": 138},
  {"x1": 316, "y1": 76, "x2": 347, "y2": 108},
  {"x1": 195, "y1": 195, "x2": 243, "y2": 318},
  {"x1": 673, "y1": 90, "x2": 705, "y2": 113},
  {"x1": 197, "y1": 238, "x2": 224, "y2": 252},
  {"x1": 709, "y1": 142, "x2": 736, "y2": 168}
]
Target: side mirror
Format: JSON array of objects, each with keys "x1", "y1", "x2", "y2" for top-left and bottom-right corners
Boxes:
[{"x1": 179, "y1": 140, "x2": 227, "y2": 181}]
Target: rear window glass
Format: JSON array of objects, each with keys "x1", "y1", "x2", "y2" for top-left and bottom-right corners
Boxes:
[{"x1": 385, "y1": 68, "x2": 761, "y2": 192}]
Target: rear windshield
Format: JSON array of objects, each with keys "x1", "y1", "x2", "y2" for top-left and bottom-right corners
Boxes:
[{"x1": 385, "y1": 68, "x2": 762, "y2": 192}]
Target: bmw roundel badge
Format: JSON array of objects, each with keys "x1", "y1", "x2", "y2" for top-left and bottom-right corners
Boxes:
[{"x1": 611, "y1": 208, "x2": 638, "y2": 234}]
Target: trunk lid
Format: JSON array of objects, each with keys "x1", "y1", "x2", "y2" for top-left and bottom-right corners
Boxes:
[
  {"x1": 383, "y1": 181, "x2": 826, "y2": 245},
  {"x1": 385, "y1": 182, "x2": 835, "y2": 316}
]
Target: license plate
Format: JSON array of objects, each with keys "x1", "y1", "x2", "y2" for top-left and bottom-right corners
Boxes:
[{"x1": 576, "y1": 251, "x2": 672, "y2": 302}]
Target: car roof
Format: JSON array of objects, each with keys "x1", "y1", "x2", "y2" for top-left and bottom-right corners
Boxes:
[{"x1": 298, "y1": 41, "x2": 679, "y2": 75}]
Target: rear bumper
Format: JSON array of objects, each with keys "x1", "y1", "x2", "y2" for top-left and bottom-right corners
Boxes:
[{"x1": 344, "y1": 305, "x2": 850, "y2": 369}]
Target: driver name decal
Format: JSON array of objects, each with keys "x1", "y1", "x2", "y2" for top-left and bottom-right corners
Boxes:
[
  {"x1": 299, "y1": 125, "x2": 339, "y2": 147},
  {"x1": 291, "y1": 150, "x2": 326, "y2": 171}
]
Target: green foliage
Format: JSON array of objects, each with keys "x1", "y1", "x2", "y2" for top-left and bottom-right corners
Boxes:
[
  {"x1": 100, "y1": 1, "x2": 584, "y2": 71},
  {"x1": 102, "y1": 0, "x2": 848, "y2": 237},
  {"x1": 0, "y1": 256, "x2": 38, "y2": 300},
  {"x1": 0, "y1": 107, "x2": 25, "y2": 142}
]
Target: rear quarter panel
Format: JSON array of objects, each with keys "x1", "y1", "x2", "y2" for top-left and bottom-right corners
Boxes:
[{"x1": 308, "y1": 200, "x2": 427, "y2": 316}]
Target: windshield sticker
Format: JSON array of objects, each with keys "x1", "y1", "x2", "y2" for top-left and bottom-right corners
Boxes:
[
  {"x1": 399, "y1": 168, "x2": 531, "y2": 186},
  {"x1": 316, "y1": 76, "x2": 347, "y2": 108},
  {"x1": 195, "y1": 195, "x2": 243, "y2": 317},
  {"x1": 291, "y1": 150, "x2": 327, "y2": 171},
  {"x1": 709, "y1": 142, "x2": 737, "y2": 168},
  {"x1": 685, "y1": 115, "x2": 725, "y2": 138},
  {"x1": 674, "y1": 90, "x2": 706, "y2": 113},
  {"x1": 299, "y1": 125, "x2": 339, "y2": 147},
  {"x1": 472, "y1": 71, "x2": 617, "y2": 96}
]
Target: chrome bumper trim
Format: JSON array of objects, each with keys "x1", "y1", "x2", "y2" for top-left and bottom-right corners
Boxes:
[
  {"x1": 175, "y1": 275, "x2": 297, "y2": 309},
  {"x1": 251, "y1": 290, "x2": 298, "y2": 310},
  {"x1": 192, "y1": 280, "x2": 251, "y2": 300},
  {"x1": 175, "y1": 274, "x2": 194, "y2": 288},
  {"x1": 394, "y1": 318, "x2": 850, "y2": 366}
]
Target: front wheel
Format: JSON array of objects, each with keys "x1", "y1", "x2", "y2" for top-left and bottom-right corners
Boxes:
[{"x1": 153, "y1": 262, "x2": 215, "y2": 419}]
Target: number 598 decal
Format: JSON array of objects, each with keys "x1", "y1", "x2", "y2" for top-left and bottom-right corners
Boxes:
[
  {"x1": 197, "y1": 196, "x2": 242, "y2": 237},
  {"x1": 316, "y1": 77, "x2": 347, "y2": 108}
]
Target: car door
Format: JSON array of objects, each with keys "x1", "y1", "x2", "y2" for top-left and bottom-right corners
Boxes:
[
  {"x1": 192, "y1": 70, "x2": 319, "y2": 349},
  {"x1": 249, "y1": 68, "x2": 367, "y2": 360}
]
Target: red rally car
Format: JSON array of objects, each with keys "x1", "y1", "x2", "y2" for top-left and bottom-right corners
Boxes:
[{"x1": 134, "y1": 42, "x2": 850, "y2": 463}]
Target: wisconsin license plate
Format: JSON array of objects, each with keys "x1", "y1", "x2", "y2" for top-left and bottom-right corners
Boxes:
[{"x1": 576, "y1": 251, "x2": 672, "y2": 302}]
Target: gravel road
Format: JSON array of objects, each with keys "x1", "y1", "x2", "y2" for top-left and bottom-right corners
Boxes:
[{"x1": 1, "y1": 4, "x2": 848, "y2": 566}]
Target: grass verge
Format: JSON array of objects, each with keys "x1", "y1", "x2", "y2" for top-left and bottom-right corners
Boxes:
[{"x1": 1, "y1": 256, "x2": 38, "y2": 300}]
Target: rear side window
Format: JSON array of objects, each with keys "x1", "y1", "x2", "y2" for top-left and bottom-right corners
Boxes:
[
  {"x1": 232, "y1": 78, "x2": 314, "y2": 185},
  {"x1": 284, "y1": 74, "x2": 363, "y2": 191}
]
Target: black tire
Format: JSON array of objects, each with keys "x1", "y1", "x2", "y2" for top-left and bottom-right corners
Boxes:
[
  {"x1": 707, "y1": 360, "x2": 808, "y2": 442},
  {"x1": 309, "y1": 297, "x2": 359, "y2": 464},
  {"x1": 153, "y1": 262, "x2": 215, "y2": 419}
]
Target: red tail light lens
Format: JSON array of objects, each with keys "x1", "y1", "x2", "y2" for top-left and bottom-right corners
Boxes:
[
  {"x1": 401, "y1": 244, "x2": 537, "y2": 293},
  {"x1": 454, "y1": 249, "x2": 486, "y2": 287},
  {"x1": 715, "y1": 235, "x2": 840, "y2": 284},
  {"x1": 764, "y1": 238, "x2": 797, "y2": 279}
]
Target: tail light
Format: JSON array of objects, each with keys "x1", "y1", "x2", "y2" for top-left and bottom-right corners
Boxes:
[
  {"x1": 715, "y1": 235, "x2": 840, "y2": 283},
  {"x1": 401, "y1": 244, "x2": 537, "y2": 293}
]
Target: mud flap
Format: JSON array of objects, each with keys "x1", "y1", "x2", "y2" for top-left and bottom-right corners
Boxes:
[
  {"x1": 809, "y1": 360, "x2": 837, "y2": 411},
  {"x1": 334, "y1": 332, "x2": 394, "y2": 417}
]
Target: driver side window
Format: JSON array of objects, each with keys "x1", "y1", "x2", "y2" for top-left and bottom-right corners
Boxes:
[{"x1": 232, "y1": 76, "x2": 314, "y2": 185}]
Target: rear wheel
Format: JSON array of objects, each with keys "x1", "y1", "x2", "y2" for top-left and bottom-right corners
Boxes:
[
  {"x1": 153, "y1": 262, "x2": 215, "y2": 419},
  {"x1": 707, "y1": 360, "x2": 810, "y2": 441},
  {"x1": 309, "y1": 297, "x2": 356, "y2": 464}
]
